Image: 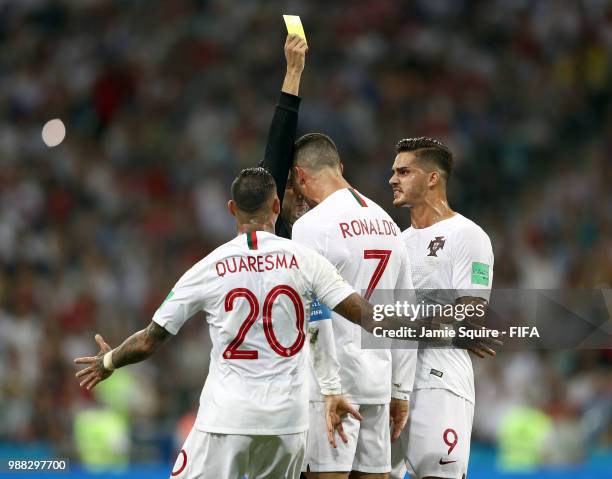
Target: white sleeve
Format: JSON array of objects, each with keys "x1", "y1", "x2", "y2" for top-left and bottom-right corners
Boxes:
[
  {"x1": 305, "y1": 253, "x2": 354, "y2": 396},
  {"x1": 152, "y1": 263, "x2": 207, "y2": 335},
  {"x1": 452, "y1": 226, "x2": 494, "y2": 300},
  {"x1": 309, "y1": 317, "x2": 342, "y2": 396},
  {"x1": 391, "y1": 245, "x2": 418, "y2": 400},
  {"x1": 294, "y1": 220, "x2": 354, "y2": 396},
  {"x1": 309, "y1": 252, "x2": 356, "y2": 311}
]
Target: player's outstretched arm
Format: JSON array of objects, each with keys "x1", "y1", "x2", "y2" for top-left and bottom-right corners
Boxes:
[
  {"x1": 74, "y1": 321, "x2": 171, "y2": 390},
  {"x1": 332, "y1": 293, "x2": 420, "y2": 335},
  {"x1": 332, "y1": 293, "x2": 501, "y2": 353}
]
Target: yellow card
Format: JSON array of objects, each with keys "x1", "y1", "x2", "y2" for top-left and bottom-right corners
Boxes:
[{"x1": 283, "y1": 15, "x2": 307, "y2": 44}]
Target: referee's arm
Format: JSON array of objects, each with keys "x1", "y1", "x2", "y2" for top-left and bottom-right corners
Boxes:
[{"x1": 259, "y1": 34, "x2": 306, "y2": 238}]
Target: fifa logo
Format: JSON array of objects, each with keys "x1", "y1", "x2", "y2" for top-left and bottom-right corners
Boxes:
[{"x1": 427, "y1": 236, "x2": 446, "y2": 257}]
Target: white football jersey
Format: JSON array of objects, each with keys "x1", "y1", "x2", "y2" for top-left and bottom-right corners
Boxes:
[
  {"x1": 292, "y1": 188, "x2": 417, "y2": 404},
  {"x1": 402, "y1": 213, "x2": 494, "y2": 403},
  {"x1": 153, "y1": 231, "x2": 355, "y2": 435}
]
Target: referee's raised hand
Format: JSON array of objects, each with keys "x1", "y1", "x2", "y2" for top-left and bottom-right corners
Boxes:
[{"x1": 285, "y1": 33, "x2": 307, "y2": 76}]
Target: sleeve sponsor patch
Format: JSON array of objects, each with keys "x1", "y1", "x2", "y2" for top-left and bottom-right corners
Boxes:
[
  {"x1": 309, "y1": 298, "x2": 333, "y2": 322},
  {"x1": 471, "y1": 262, "x2": 490, "y2": 286}
]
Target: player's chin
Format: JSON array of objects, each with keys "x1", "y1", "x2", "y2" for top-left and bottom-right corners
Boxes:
[{"x1": 392, "y1": 196, "x2": 407, "y2": 207}]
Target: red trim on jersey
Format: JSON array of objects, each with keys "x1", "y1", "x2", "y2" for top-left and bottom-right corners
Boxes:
[
  {"x1": 171, "y1": 449, "x2": 187, "y2": 476},
  {"x1": 348, "y1": 188, "x2": 367, "y2": 207}
]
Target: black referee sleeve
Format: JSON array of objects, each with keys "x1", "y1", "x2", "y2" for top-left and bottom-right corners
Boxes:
[{"x1": 260, "y1": 92, "x2": 301, "y2": 208}]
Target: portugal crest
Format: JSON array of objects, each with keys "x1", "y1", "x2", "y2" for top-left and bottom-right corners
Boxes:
[{"x1": 427, "y1": 236, "x2": 446, "y2": 257}]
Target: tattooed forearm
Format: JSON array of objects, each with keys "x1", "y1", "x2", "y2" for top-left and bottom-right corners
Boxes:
[{"x1": 111, "y1": 321, "x2": 172, "y2": 369}]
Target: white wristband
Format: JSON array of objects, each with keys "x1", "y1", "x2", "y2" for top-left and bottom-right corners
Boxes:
[{"x1": 103, "y1": 350, "x2": 115, "y2": 371}]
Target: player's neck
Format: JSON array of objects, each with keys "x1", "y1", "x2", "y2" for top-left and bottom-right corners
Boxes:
[
  {"x1": 410, "y1": 196, "x2": 454, "y2": 229},
  {"x1": 237, "y1": 222, "x2": 275, "y2": 235},
  {"x1": 310, "y1": 176, "x2": 351, "y2": 205}
]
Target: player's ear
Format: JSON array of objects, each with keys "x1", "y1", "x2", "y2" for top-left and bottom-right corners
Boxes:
[
  {"x1": 272, "y1": 196, "x2": 280, "y2": 214},
  {"x1": 428, "y1": 170, "x2": 440, "y2": 188},
  {"x1": 340, "y1": 162, "x2": 344, "y2": 174},
  {"x1": 228, "y1": 200, "x2": 237, "y2": 217},
  {"x1": 293, "y1": 166, "x2": 306, "y2": 185}
]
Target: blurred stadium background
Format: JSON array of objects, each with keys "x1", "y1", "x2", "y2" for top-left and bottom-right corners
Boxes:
[{"x1": 0, "y1": 0, "x2": 610, "y2": 478}]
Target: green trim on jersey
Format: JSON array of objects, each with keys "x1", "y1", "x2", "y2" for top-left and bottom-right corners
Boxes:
[
  {"x1": 348, "y1": 188, "x2": 367, "y2": 207},
  {"x1": 246, "y1": 231, "x2": 258, "y2": 250}
]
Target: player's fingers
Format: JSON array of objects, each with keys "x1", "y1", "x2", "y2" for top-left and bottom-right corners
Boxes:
[
  {"x1": 391, "y1": 423, "x2": 400, "y2": 443},
  {"x1": 390, "y1": 412, "x2": 406, "y2": 442},
  {"x1": 345, "y1": 404, "x2": 363, "y2": 422},
  {"x1": 75, "y1": 366, "x2": 94, "y2": 378},
  {"x1": 480, "y1": 345, "x2": 497, "y2": 356},
  {"x1": 74, "y1": 357, "x2": 96, "y2": 364},
  {"x1": 326, "y1": 412, "x2": 336, "y2": 448},
  {"x1": 337, "y1": 422, "x2": 349, "y2": 445},
  {"x1": 95, "y1": 334, "x2": 111, "y2": 352},
  {"x1": 469, "y1": 347, "x2": 486, "y2": 358},
  {"x1": 327, "y1": 423, "x2": 337, "y2": 449},
  {"x1": 85, "y1": 376, "x2": 100, "y2": 390},
  {"x1": 79, "y1": 373, "x2": 95, "y2": 388}
]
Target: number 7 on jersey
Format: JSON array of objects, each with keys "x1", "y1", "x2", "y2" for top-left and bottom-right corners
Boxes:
[{"x1": 363, "y1": 249, "x2": 392, "y2": 301}]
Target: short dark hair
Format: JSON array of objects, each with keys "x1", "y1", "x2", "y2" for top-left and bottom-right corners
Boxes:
[
  {"x1": 230, "y1": 167, "x2": 276, "y2": 213},
  {"x1": 395, "y1": 137, "x2": 453, "y2": 181},
  {"x1": 293, "y1": 133, "x2": 341, "y2": 170}
]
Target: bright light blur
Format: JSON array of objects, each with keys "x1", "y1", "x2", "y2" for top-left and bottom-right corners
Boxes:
[{"x1": 41, "y1": 118, "x2": 66, "y2": 147}]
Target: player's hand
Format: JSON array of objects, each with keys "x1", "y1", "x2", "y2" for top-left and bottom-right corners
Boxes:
[
  {"x1": 324, "y1": 394, "x2": 363, "y2": 448},
  {"x1": 389, "y1": 398, "x2": 409, "y2": 443},
  {"x1": 74, "y1": 334, "x2": 114, "y2": 390},
  {"x1": 284, "y1": 34, "x2": 307, "y2": 74},
  {"x1": 452, "y1": 321, "x2": 502, "y2": 358}
]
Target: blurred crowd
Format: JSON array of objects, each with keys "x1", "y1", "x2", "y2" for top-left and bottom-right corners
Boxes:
[{"x1": 0, "y1": 0, "x2": 610, "y2": 467}]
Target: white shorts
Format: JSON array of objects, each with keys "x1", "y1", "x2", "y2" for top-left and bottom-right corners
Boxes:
[
  {"x1": 303, "y1": 402, "x2": 390, "y2": 474},
  {"x1": 170, "y1": 427, "x2": 307, "y2": 479},
  {"x1": 390, "y1": 389, "x2": 474, "y2": 479}
]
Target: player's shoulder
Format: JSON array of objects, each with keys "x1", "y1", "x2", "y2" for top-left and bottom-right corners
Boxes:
[
  {"x1": 192, "y1": 236, "x2": 242, "y2": 271},
  {"x1": 292, "y1": 203, "x2": 333, "y2": 236},
  {"x1": 292, "y1": 210, "x2": 316, "y2": 232},
  {"x1": 450, "y1": 214, "x2": 491, "y2": 241},
  {"x1": 360, "y1": 193, "x2": 393, "y2": 218}
]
